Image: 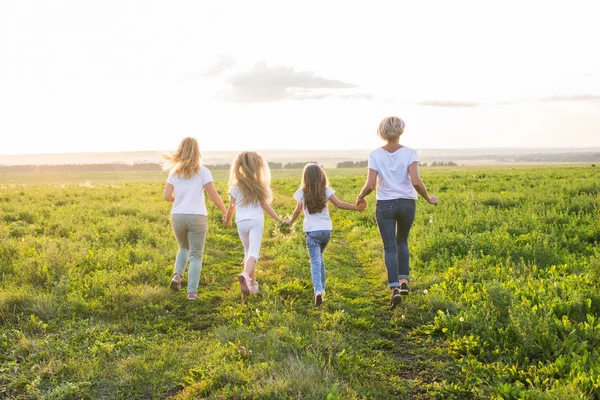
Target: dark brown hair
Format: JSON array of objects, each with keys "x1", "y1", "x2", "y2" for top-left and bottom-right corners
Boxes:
[{"x1": 301, "y1": 163, "x2": 329, "y2": 214}]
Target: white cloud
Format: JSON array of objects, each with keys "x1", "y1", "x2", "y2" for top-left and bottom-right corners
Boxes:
[
  {"x1": 201, "y1": 55, "x2": 236, "y2": 77},
  {"x1": 224, "y1": 62, "x2": 358, "y2": 102},
  {"x1": 540, "y1": 94, "x2": 600, "y2": 102}
]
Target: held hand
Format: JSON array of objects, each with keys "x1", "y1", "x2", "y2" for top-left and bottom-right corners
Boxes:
[
  {"x1": 355, "y1": 197, "x2": 367, "y2": 207},
  {"x1": 428, "y1": 195, "x2": 438, "y2": 206},
  {"x1": 357, "y1": 201, "x2": 367, "y2": 212},
  {"x1": 283, "y1": 219, "x2": 292, "y2": 226}
]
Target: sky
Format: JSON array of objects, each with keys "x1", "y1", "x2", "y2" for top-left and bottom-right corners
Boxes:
[{"x1": 1, "y1": 0, "x2": 599, "y2": 155}]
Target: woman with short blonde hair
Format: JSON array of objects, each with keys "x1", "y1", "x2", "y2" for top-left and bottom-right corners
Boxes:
[
  {"x1": 377, "y1": 116, "x2": 406, "y2": 141},
  {"x1": 356, "y1": 117, "x2": 438, "y2": 308}
]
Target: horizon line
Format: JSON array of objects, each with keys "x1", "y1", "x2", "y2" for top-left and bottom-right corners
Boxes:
[{"x1": 2, "y1": 145, "x2": 600, "y2": 157}]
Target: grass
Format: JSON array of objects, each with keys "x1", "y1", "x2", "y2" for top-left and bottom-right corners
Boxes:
[{"x1": 0, "y1": 164, "x2": 599, "y2": 399}]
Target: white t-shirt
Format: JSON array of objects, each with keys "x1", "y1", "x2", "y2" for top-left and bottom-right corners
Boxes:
[
  {"x1": 368, "y1": 147, "x2": 419, "y2": 200},
  {"x1": 229, "y1": 186, "x2": 264, "y2": 223},
  {"x1": 293, "y1": 187, "x2": 335, "y2": 232},
  {"x1": 167, "y1": 166, "x2": 214, "y2": 215}
]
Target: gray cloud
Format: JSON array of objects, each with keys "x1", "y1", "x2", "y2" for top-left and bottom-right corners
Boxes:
[
  {"x1": 226, "y1": 62, "x2": 359, "y2": 102},
  {"x1": 417, "y1": 100, "x2": 480, "y2": 108},
  {"x1": 201, "y1": 55, "x2": 236, "y2": 77},
  {"x1": 540, "y1": 93, "x2": 600, "y2": 102},
  {"x1": 416, "y1": 93, "x2": 600, "y2": 108}
]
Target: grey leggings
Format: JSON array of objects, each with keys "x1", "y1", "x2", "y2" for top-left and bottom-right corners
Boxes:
[{"x1": 171, "y1": 214, "x2": 208, "y2": 293}]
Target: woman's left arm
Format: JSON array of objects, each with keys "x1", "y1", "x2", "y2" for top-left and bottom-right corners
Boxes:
[
  {"x1": 163, "y1": 183, "x2": 174, "y2": 202},
  {"x1": 204, "y1": 182, "x2": 228, "y2": 214}
]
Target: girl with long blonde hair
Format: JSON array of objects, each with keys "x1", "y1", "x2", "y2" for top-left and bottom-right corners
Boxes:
[
  {"x1": 223, "y1": 151, "x2": 282, "y2": 295},
  {"x1": 285, "y1": 163, "x2": 365, "y2": 306},
  {"x1": 162, "y1": 137, "x2": 227, "y2": 300}
]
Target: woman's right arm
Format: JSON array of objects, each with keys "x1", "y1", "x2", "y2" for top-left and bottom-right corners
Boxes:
[
  {"x1": 356, "y1": 168, "x2": 378, "y2": 206},
  {"x1": 163, "y1": 183, "x2": 174, "y2": 202},
  {"x1": 408, "y1": 162, "x2": 438, "y2": 205}
]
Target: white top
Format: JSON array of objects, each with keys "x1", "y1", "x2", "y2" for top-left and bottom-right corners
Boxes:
[
  {"x1": 167, "y1": 166, "x2": 214, "y2": 215},
  {"x1": 293, "y1": 187, "x2": 335, "y2": 232},
  {"x1": 368, "y1": 147, "x2": 419, "y2": 200},
  {"x1": 229, "y1": 186, "x2": 264, "y2": 223}
]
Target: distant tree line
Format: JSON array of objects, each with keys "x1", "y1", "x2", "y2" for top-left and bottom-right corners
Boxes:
[
  {"x1": 427, "y1": 161, "x2": 458, "y2": 167},
  {"x1": 333, "y1": 160, "x2": 460, "y2": 168},
  {"x1": 0, "y1": 161, "x2": 322, "y2": 173},
  {"x1": 207, "y1": 164, "x2": 231, "y2": 170},
  {"x1": 512, "y1": 153, "x2": 600, "y2": 163},
  {"x1": 268, "y1": 162, "x2": 318, "y2": 169},
  {"x1": 336, "y1": 161, "x2": 368, "y2": 168},
  {"x1": 0, "y1": 163, "x2": 163, "y2": 173}
]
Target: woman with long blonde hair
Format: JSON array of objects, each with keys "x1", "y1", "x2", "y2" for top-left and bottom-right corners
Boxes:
[
  {"x1": 162, "y1": 137, "x2": 227, "y2": 300},
  {"x1": 223, "y1": 151, "x2": 282, "y2": 295}
]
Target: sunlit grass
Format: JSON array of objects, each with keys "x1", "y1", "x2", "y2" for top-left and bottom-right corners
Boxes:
[{"x1": 0, "y1": 164, "x2": 599, "y2": 398}]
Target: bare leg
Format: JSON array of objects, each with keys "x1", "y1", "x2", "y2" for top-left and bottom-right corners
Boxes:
[{"x1": 245, "y1": 256, "x2": 257, "y2": 282}]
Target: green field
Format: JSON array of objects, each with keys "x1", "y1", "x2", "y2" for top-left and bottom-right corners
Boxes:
[{"x1": 0, "y1": 165, "x2": 599, "y2": 399}]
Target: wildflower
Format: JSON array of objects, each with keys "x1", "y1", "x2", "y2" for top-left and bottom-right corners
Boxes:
[
  {"x1": 459, "y1": 317, "x2": 465, "y2": 322},
  {"x1": 429, "y1": 218, "x2": 433, "y2": 224},
  {"x1": 423, "y1": 289, "x2": 428, "y2": 294},
  {"x1": 255, "y1": 309, "x2": 260, "y2": 314},
  {"x1": 401, "y1": 315, "x2": 406, "y2": 319}
]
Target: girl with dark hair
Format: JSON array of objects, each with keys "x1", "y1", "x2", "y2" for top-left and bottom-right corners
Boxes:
[{"x1": 286, "y1": 164, "x2": 365, "y2": 306}]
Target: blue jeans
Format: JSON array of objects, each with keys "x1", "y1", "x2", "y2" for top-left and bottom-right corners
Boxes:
[
  {"x1": 305, "y1": 230, "x2": 331, "y2": 294},
  {"x1": 375, "y1": 199, "x2": 416, "y2": 288}
]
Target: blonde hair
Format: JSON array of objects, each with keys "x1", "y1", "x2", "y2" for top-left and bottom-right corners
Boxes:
[
  {"x1": 377, "y1": 116, "x2": 406, "y2": 141},
  {"x1": 229, "y1": 151, "x2": 272, "y2": 205},
  {"x1": 162, "y1": 137, "x2": 201, "y2": 179},
  {"x1": 301, "y1": 163, "x2": 329, "y2": 214}
]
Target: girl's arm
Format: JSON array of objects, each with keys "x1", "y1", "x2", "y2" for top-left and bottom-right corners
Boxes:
[
  {"x1": 356, "y1": 168, "x2": 377, "y2": 205},
  {"x1": 204, "y1": 182, "x2": 228, "y2": 214},
  {"x1": 163, "y1": 183, "x2": 174, "y2": 202},
  {"x1": 223, "y1": 196, "x2": 236, "y2": 226},
  {"x1": 408, "y1": 162, "x2": 438, "y2": 205},
  {"x1": 262, "y1": 202, "x2": 282, "y2": 223},
  {"x1": 330, "y1": 194, "x2": 366, "y2": 211},
  {"x1": 285, "y1": 201, "x2": 304, "y2": 225}
]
